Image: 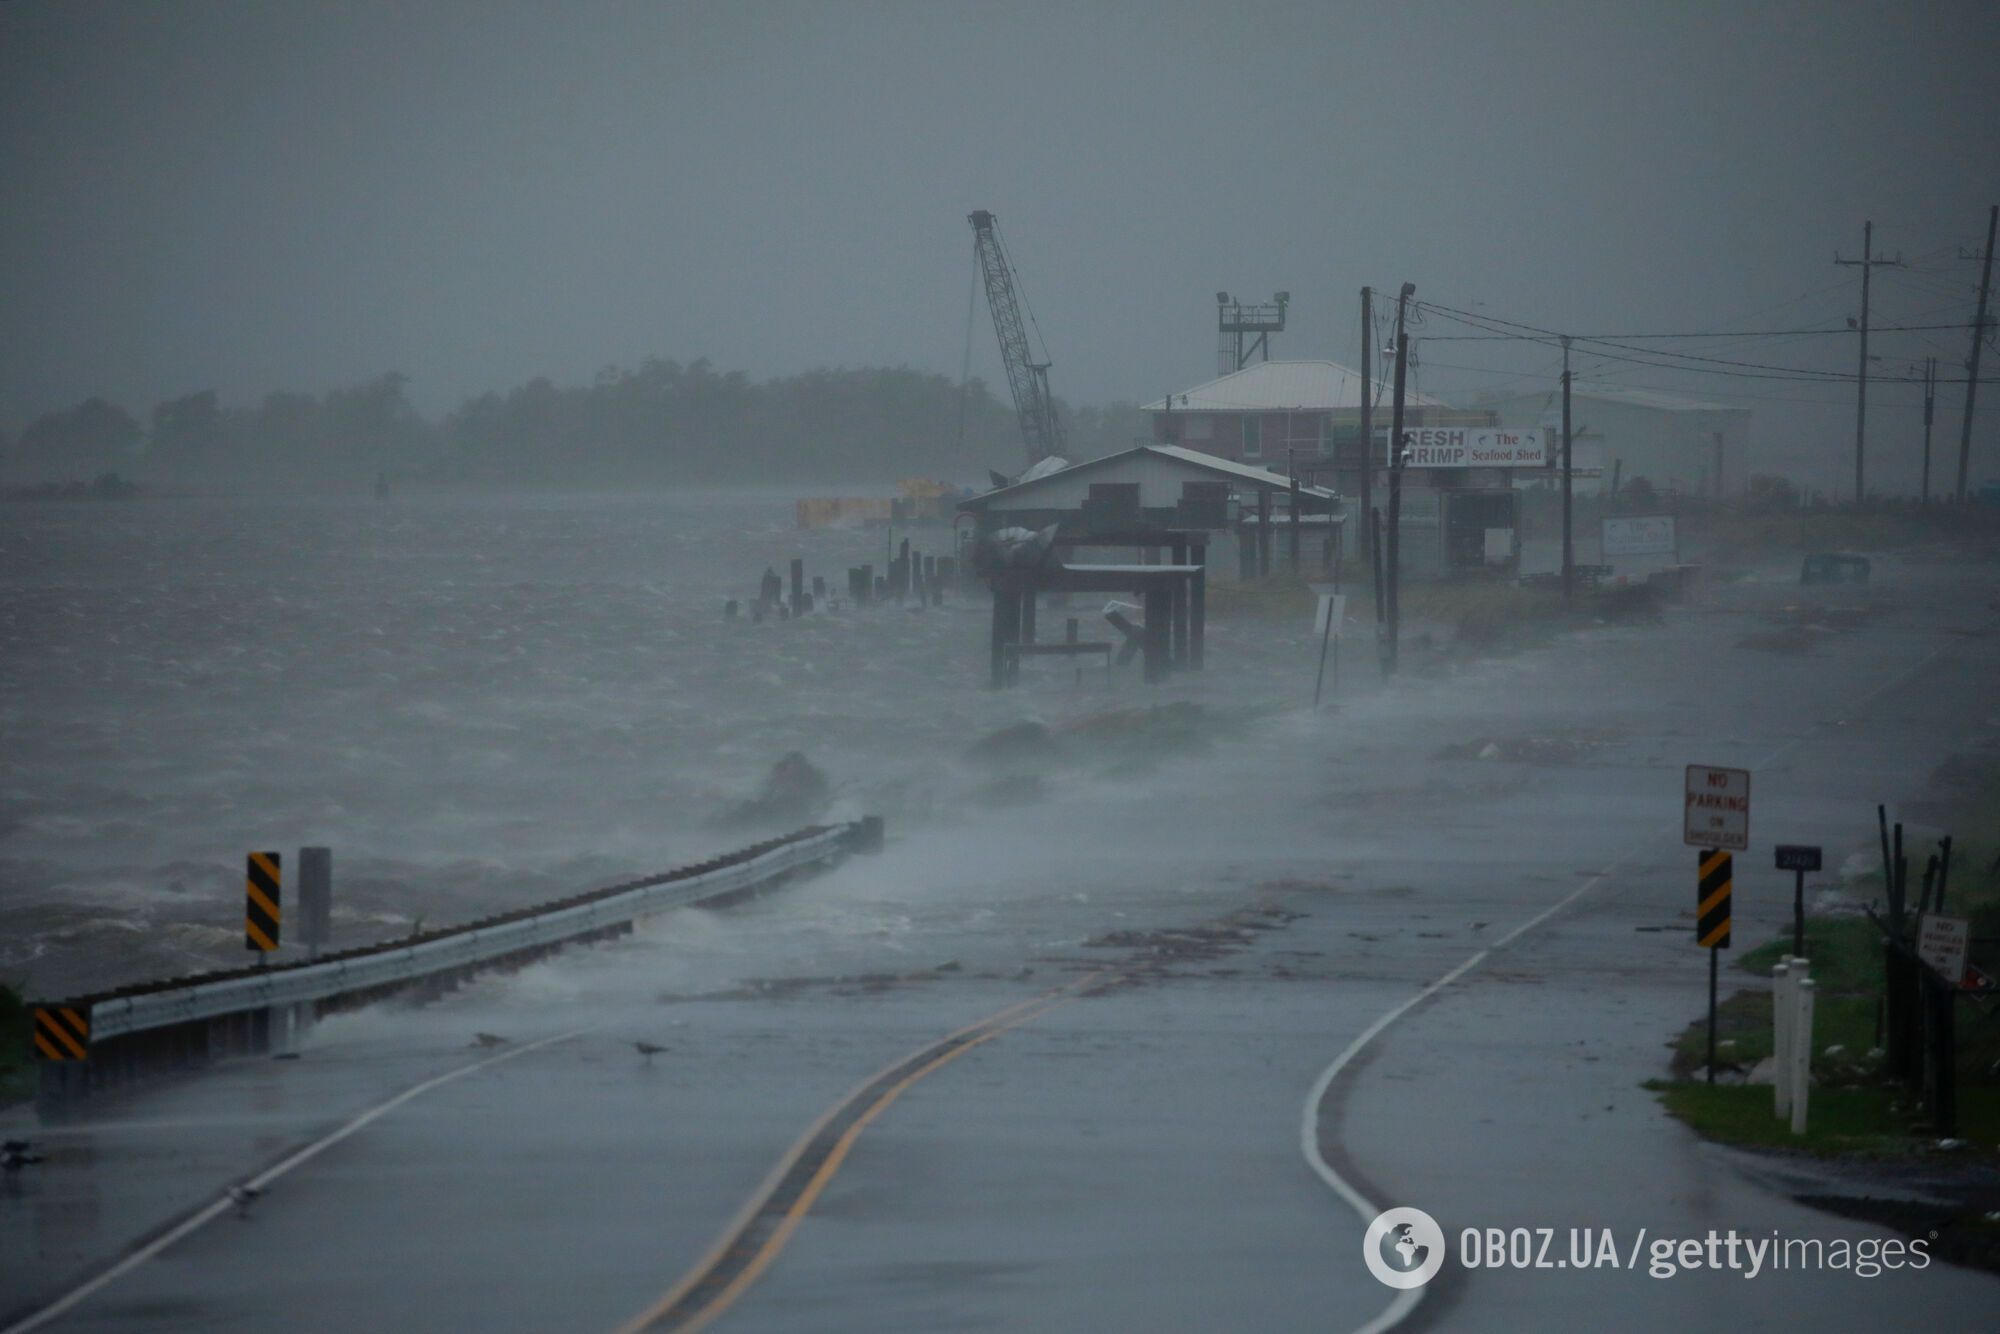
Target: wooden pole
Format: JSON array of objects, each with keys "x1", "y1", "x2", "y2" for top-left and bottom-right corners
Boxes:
[
  {"x1": 1358, "y1": 285, "x2": 1374, "y2": 570},
  {"x1": 1288, "y1": 466, "x2": 1302, "y2": 573},
  {"x1": 1958, "y1": 204, "x2": 1996, "y2": 503},
  {"x1": 1386, "y1": 330, "x2": 1407, "y2": 674},
  {"x1": 1562, "y1": 336, "x2": 1574, "y2": 604}
]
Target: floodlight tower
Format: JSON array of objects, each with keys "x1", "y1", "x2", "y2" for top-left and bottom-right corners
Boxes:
[{"x1": 1217, "y1": 290, "x2": 1290, "y2": 376}]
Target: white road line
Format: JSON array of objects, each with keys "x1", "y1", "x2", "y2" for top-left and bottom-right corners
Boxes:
[
  {"x1": 3, "y1": 1031, "x2": 582, "y2": 1334},
  {"x1": 1303, "y1": 597, "x2": 1995, "y2": 1334}
]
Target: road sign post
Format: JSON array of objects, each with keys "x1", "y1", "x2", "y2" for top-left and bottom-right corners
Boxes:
[
  {"x1": 1311, "y1": 589, "x2": 1345, "y2": 709},
  {"x1": 1775, "y1": 844, "x2": 1822, "y2": 958},
  {"x1": 1697, "y1": 848, "x2": 1733, "y2": 1084}
]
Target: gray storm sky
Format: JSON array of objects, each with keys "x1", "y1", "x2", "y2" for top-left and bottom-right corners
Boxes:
[{"x1": 3, "y1": 1, "x2": 1996, "y2": 488}]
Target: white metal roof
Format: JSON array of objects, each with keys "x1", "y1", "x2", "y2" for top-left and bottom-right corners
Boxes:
[
  {"x1": 1142, "y1": 360, "x2": 1447, "y2": 413},
  {"x1": 1482, "y1": 382, "x2": 1748, "y2": 415},
  {"x1": 958, "y1": 444, "x2": 1336, "y2": 510}
]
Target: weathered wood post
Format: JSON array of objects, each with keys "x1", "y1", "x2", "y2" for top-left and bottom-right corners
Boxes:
[
  {"x1": 990, "y1": 587, "x2": 1016, "y2": 689},
  {"x1": 1257, "y1": 489, "x2": 1272, "y2": 578},
  {"x1": 1190, "y1": 544, "x2": 1206, "y2": 671},
  {"x1": 1289, "y1": 475, "x2": 1302, "y2": 572},
  {"x1": 789, "y1": 558, "x2": 804, "y2": 616},
  {"x1": 1143, "y1": 588, "x2": 1171, "y2": 683},
  {"x1": 1170, "y1": 540, "x2": 1190, "y2": 669}
]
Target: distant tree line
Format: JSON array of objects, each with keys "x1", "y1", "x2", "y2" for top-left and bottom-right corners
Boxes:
[{"x1": 0, "y1": 361, "x2": 1146, "y2": 490}]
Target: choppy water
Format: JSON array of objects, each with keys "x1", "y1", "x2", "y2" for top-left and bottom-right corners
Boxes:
[{"x1": 2, "y1": 490, "x2": 1323, "y2": 994}]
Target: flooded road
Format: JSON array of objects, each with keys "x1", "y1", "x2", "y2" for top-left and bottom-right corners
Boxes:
[{"x1": 5, "y1": 495, "x2": 1998, "y2": 1330}]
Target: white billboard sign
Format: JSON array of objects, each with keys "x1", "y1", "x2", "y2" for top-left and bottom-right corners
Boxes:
[
  {"x1": 1313, "y1": 591, "x2": 1347, "y2": 636},
  {"x1": 1374, "y1": 427, "x2": 1548, "y2": 468},
  {"x1": 1684, "y1": 764, "x2": 1750, "y2": 850},
  {"x1": 1917, "y1": 915, "x2": 1970, "y2": 984},
  {"x1": 1602, "y1": 514, "x2": 1678, "y2": 558}
]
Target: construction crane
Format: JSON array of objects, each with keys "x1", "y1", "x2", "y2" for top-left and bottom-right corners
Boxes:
[{"x1": 968, "y1": 210, "x2": 1065, "y2": 467}]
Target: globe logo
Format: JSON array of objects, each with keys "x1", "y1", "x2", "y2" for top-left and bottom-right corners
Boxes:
[{"x1": 1363, "y1": 1207, "x2": 1446, "y2": 1289}]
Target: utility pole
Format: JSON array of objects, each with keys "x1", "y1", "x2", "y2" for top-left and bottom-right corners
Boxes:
[
  {"x1": 1561, "y1": 336, "x2": 1574, "y2": 604},
  {"x1": 1959, "y1": 204, "x2": 1997, "y2": 503},
  {"x1": 1358, "y1": 287, "x2": 1373, "y2": 570},
  {"x1": 1919, "y1": 356, "x2": 1937, "y2": 504},
  {"x1": 1835, "y1": 221, "x2": 1902, "y2": 501},
  {"x1": 1384, "y1": 282, "x2": 1414, "y2": 675}
]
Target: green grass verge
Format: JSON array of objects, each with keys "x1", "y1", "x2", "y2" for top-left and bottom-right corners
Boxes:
[
  {"x1": 1646, "y1": 1081, "x2": 2000, "y2": 1157},
  {"x1": 1652, "y1": 757, "x2": 2000, "y2": 1158}
]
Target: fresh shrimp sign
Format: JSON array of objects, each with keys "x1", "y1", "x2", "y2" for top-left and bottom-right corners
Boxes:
[{"x1": 1377, "y1": 427, "x2": 1547, "y2": 467}]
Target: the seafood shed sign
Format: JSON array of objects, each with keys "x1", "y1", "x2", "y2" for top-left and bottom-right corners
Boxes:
[
  {"x1": 1382, "y1": 427, "x2": 1548, "y2": 468},
  {"x1": 1684, "y1": 764, "x2": 1751, "y2": 851}
]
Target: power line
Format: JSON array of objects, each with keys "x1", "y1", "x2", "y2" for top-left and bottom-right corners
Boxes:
[
  {"x1": 1417, "y1": 321, "x2": 1974, "y2": 341},
  {"x1": 1414, "y1": 300, "x2": 1990, "y2": 384}
]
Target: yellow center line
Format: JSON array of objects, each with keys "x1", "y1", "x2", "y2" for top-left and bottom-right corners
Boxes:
[{"x1": 615, "y1": 970, "x2": 1114, "y2": 1333}]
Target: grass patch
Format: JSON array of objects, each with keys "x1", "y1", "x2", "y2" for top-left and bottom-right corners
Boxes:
[
  {"x1": 1649, "y1": 744, "x2": 2000, "y2": 1161},
  {"x1": 1646, "y1": 1081, "x2": 2000, "y2": 1157},
  {"x1": 1206, "y1": 568, "x2": 1660, "y2": 670},
  {"x1": 1740, "y1": 917, "x2": 1882, "y2": 988}
]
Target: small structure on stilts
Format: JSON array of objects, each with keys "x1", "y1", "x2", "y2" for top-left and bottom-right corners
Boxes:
[
  {"x1": 955, "y1": 443, "x2": 1339, "y2": 688},
  {"x1": 984, "y1": 530, "x2": 1207, "y2": 688}
]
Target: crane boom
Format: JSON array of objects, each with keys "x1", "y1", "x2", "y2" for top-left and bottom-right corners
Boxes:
[{"x1": 968, "y1": 210, "x2": 1064, "y2": 466}]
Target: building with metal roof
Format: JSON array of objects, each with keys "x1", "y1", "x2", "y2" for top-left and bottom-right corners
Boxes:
[
  {"x1": 1478, "y1": 381, "x2": 1752, "y2": 498},
  {"x1": 1139, "y1": 360, "x2": 1510, "y2": 572},
  {"x1": 1142, "y1": 360, "x2": 1449, "y2": 415},
  {"x1": 956, "y1": 444, "x2": 1340, "y2": 581}
]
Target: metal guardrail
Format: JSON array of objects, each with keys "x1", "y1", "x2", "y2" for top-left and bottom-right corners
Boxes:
[{"x1": 64, "y1": 823, "x2": 861, "y2": 1046}]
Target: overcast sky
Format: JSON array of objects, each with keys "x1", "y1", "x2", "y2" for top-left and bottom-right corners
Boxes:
[{"x1": 3, "y1": 1, "x2": 1995, "y2": 489}]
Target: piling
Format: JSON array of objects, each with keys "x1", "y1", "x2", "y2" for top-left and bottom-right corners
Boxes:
[
  {"x1": 1190, "y1": 545, "x2": 1207, "y2": 670},
  {"x1": 1142, "y1": 588, "x2": 1172, "y2": 682}
]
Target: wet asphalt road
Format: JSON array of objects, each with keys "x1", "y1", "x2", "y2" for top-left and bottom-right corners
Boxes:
[{"x1": 5, "y1": 555, "x2": 2000, "y2": 1331}]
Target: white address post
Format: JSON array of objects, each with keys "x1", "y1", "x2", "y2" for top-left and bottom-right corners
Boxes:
[
  {"x1": 1791, "y1": 977, "x2": 1817, "y2": 1135},
  {"x1": 1784, "y1": 960, "x2": 1800, "y2": 1120}
]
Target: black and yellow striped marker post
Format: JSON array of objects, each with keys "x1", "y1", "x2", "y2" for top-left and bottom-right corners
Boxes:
[
  {"x1": 1697, "y1": 848, "x2": 1733, "y2": 1084},
  {"x1": 32, "y1": 1005, "x2": 90, "y2": 1062},
  {"x1": 247, "y1": 850, "x2": 282, "y2": 954}
]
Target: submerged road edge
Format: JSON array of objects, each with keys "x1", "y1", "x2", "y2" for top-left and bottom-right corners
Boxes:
[{"x1": 1, "y1": 1031, "x2": 584, "y2": 1334}]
